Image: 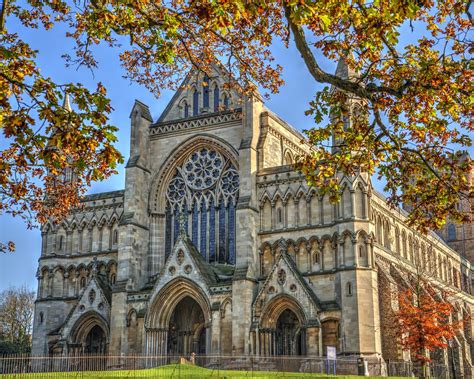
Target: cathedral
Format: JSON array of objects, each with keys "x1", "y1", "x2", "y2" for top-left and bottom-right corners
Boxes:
[{"x1": 32, "y1": 62, "x2": 474, "y2": 374}]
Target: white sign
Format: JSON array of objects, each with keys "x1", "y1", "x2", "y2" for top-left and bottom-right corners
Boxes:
[{"x1": 327, "y1": 346, "x2": 337, "y2": 360}]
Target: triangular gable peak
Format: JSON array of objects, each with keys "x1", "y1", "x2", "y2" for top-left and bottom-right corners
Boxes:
[
  {"x1": 59, "y1": 274, "x2": 111, "y2": 341},
  {"x1": 157, "y1": 64, "x2": 243, "y2": 123},
  {"x1": 252, "y1": 247, "x2": 322, "y2": 326},
  {"x1": 149, "y1": 234, "x2": 218, "y2": 303}
]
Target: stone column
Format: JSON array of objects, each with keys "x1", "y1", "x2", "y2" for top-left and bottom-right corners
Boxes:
[
  {"x1": 306, "y1": 197, "x2": 311, "y2": 226},
  {"x1": 66, "y1": 230, "x2": 73, "y2": 255},
  {"x1": 350, "y1": 189, "x2": 356, "y2": 219},
  {"x1": 211, "y1": 309, "x2": 221, "y2": 354},
  {"x1": 271, "y1": 202, "x2": 275, "y2": 230},
  {"x1": 319, "y1": 197, "x2": 323, "y2": 225},
  {"x1": 353, "y1": 238, "x2": 358, "y2": 267},
  {"x1": 295, "y1": 199, "x2": 300, "y2": 227}
]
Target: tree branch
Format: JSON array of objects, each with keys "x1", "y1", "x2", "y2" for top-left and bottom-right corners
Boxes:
[{"x1": 284, "y1": 5, "x2": 403, "y2": 100}]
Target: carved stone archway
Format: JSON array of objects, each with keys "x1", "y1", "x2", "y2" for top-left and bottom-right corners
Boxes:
[
  {"x1": 69, "y1": 311, "x2": 109, "y2": 356},
  {"x1": 256, "y1": 294, "x2": 308, "y2": 356},
  {"x1": 146, "y1": 277, "x2": 212, "y2": 356}
]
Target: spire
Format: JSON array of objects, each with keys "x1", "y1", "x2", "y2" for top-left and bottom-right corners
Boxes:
[
  {"x1": 91, "y1": 256, "x2": 99, "y2": 277},
  {"x1": 334, "y1": 55, "x2": 356, "y2": 81},
  {"x1": 63, "y1": 92, "x2": 72, "y2": 112}
]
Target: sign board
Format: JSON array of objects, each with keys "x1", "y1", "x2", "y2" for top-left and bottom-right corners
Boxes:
[{"x1": 327, "y1": 346, "x2": 337, "y2": 360}]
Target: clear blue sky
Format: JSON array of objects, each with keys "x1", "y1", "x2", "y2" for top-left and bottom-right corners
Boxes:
[{"x1": 0, "y1": 16, "x2": 336, "y2": 292}]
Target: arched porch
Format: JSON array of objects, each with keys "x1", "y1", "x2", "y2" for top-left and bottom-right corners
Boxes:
[
  {"x1": 146, "y1": 277, "x2": 212, "y2": 356},
  {"x1": 68, "y1": 311, "x2": 109, "y2": 355},
  {"x1": 253, "y1": 295, "x2": 309, "y2": 356}
]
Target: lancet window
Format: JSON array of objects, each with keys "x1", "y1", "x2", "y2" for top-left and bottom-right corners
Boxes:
[{"x1": 165, "y1": 148, "x2": 239, "y2": 264}]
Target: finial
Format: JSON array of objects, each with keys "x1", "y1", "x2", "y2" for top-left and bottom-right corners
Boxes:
[
  {"x1": 278, "y1": 237, "x2": 287, "y2": 255},
  {"x1": 63, "y1": 92, "x2": 72, "y2": 112},
  {"x1": 91, "y1": 256, "x2": 98, "y2": 276},
  {"x1": 177, "y1": 213, "x2": 187, "y2": 237}
]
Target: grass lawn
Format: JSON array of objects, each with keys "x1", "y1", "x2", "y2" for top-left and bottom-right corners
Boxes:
[{"x1": 0, "y1": 363, "x2": 410, "y2": 378}]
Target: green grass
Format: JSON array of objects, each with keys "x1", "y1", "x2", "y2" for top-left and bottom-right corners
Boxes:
[{"x1": 0, "y1": 363, "x2": 410, "y2": 378}]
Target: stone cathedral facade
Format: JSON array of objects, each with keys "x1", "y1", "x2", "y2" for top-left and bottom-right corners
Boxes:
[{"x1": 32, "y1": 64, "x2": 474, "y2": 373}]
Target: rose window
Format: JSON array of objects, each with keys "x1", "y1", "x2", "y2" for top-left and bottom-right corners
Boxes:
[{"x1": 181, "y1": 148, "x2": 223, "y2": 190}]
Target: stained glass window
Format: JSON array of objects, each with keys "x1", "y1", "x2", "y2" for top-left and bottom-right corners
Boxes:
[
  {"x1": 165, "y1": 208, "x2": 172, "y2": 258},
  {"x1": 193, "y1": 90, "x2": 199, "y2": 116},
  {"x1": 209, "y1": 203, "x2": 216, "y2": 262},
  {"x1": 228, "y1": 202, "x2": 236, "y2": 265},
  {"x1": 165, "y1": 148, "x2": 239, "y2": 264},
  {"x1": 200, "y1": 205, "x2": 207, "y2": 259},
  {"x1": 192, "y1": 202, "x2": 199, "y2": 246},
  {"x1": 218, "y1": 202, "x2": 226, "y2": 263},
  {"x1": 184, "y1": 101, "x2": 189, "y2": 118},
  {"x1": 213, "y1": 85, "x2": 220, "y2": 112}
]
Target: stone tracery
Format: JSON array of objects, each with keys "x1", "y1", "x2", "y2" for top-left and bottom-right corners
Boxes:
[{"x1": 165, "y1": 147, "x2": 239, "y2": 264}]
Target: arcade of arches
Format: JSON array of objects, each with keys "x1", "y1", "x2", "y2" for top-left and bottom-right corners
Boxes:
[{"x1": 145, "y1": 279, "x2": 340, "y2": 357}]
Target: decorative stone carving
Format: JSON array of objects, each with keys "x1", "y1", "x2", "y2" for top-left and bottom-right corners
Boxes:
[
  {"x1": 176, "y1": 250, "x2": 185, "y2": 265},
  {"x1": 277, "y1": 269, "x2": 286, "y2": 285},
  {"x1": 88, "y1": 289, "x2": 96, "y2": 304}
]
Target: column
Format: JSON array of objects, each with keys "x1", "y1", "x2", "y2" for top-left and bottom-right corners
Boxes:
[
  {"x1": 66, "y1": 230, "x2": 73, "y2": 255},
  {"x1": 295, "y1": 199, "x2": 300, "y2": 227},
  {"x1": 211, "y1": 310, "x2": 221, "y2": 354},
  {"x1": 98, "y1": 226, "x2": 103, "y2": 251},
  {"x1": 339, "y1": 240, "x2": 345, "y2": 268},
  {"x1": 350, "y1": 189, "x2": 356, "y2": 219},
  {"x1": 353, "y1": 238, "x2": 358, "y2": 267},
  {"x1": 271, "y1": 203, "x2": 275, "y2": 230},
  {"x1": 306, "y1": 198, "x2": 311, "y2": 226},
  {"x1": 367, "y1": 240, "x2": 373, "y2": 268},
  {"x1": 319, "y1": 197, "x2": 323, "y2": 225}
]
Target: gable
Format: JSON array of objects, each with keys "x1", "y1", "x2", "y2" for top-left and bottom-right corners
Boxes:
[
  {"x1": 157, "y1": 65, "x2": 242, "y2": 123},
  {"x1": 148, "y1": 234, "x2": 218, "y2": 304},
  {"x1": 58, "y1": 274, "x2": 111, "y2": 341},
  {"x1": 252, "y1": 251, "x2": 322, "y2": 325}
]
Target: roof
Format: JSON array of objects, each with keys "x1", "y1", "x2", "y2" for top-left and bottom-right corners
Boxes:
[
  {"x1": 82, "y1": 190, "x2": 125, "y2": 202},
  {"x1": 181, "y1": 236, "x2": 219, "y2": 286},
  {"x1": 130, "y1": 99, "x2": 153, "y2": 122}
]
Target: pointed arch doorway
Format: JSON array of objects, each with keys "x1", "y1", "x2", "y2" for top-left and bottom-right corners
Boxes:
[
  {"x1": 146, "y1": 278, "x2": 212, "y2": 356},
  {"x1": 257, "y1": 295, "x2": 307, "y2": 357},
  {"x1": 167, "y1": 296, "x2": 206, "y2": 355},
  {"x1": 275, "y1": 309, "x2": 302, "y2": 356}
]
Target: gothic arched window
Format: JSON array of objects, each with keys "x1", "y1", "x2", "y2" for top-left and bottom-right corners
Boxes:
[
  {"x1": 213, "y1": 84, "x2": 220, "y2": 112},
  {"x1": 447, "y1": 224, "x2": 456, "y2": 241},
  {"x1": 193, "y1": 89, "x2": 199, "y2": 116},
  {"x1": 165, "y1": 148, "x2": 239, "y2": 264},
  {"x1": 183, "y1": 101, "x2": 189, "y2": 118},
  {"x1": 223, "y1": 94, "x2": 229, "y2": 109},
  {"x1": 203, "y1": 75, "x2": 210, "y2": 109}
]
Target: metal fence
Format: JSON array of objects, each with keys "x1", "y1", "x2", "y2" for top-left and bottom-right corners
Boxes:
[{"x1": 0, "y1": 353, "x2": 450, "y2": 378}]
